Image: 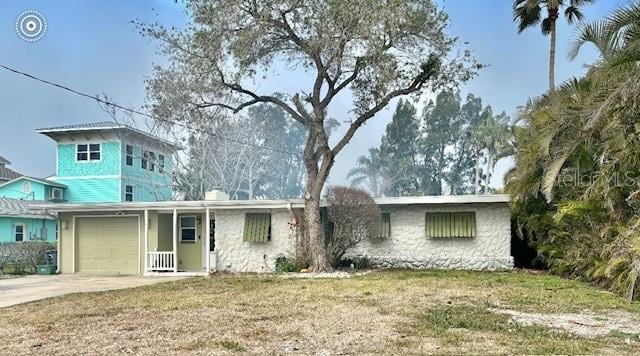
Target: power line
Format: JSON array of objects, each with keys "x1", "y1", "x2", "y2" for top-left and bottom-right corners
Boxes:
[{"x1": 0, "y1": 63, "x2": 300, "y2": 156}]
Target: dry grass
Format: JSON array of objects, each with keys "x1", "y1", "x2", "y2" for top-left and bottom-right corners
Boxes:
[{"x1": 1, "y1": 270, "x2": 639, "y2": 355}]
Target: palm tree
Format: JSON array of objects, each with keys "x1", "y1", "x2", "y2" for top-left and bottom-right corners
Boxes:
[
  {"x1": 513, "y1": 0, "x2": 594, "y2": 91},
  {"x1": 347, "y1": 148, "x2": 385, "y2": 197},
  {"x1": 569, "y1": 1, "x2": 640, "y2": 64},
  {"x1": 506, "y1": 3, "x2": 640, "y2": 300}
]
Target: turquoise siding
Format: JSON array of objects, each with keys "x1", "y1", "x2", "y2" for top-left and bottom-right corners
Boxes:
[
  {"x1": 120, "y1": 143, "x2": 173, "y2": 201},
  {"x1": 54, "y1": 140, "x2": 174, "y2": 203},
  {"x1": 53, "y1": 178, "x2": 120, "y2": 203},
  {"x1": 0, "y1": 217, "x2": 57, "y2": 242},
  {"x1": 0, "y1": 179, "x2": 47, "y2": 200},
  {"x1": 57, "y1": 142, "x2": 121, "y2": 177}
]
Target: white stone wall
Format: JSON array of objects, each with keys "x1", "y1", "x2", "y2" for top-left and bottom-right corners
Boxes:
[
  {"x1": 343, "y1": 203, "x2": 514, "y2": 271},
  {"x1": 213, "y1": 209, "x2": 294, "y2": 273},
  {"x1": 212, "y1": 203, "x2": 513, "y2": 273}
]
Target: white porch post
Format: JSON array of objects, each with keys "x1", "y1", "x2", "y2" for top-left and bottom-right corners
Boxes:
[
  {"x1": 173, "y1": 209, "x2": 178, "y2": 273},
  {"x1": 144, "y1": 209, "x2": 149, "y2": 274},
  {"x1": 205, "y1": 208, "x2": 210, "y2": 272}
]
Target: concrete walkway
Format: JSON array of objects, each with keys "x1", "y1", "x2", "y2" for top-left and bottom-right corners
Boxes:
[{"x1": 0, "y1": 274, "x2": 184, "y2": 308}]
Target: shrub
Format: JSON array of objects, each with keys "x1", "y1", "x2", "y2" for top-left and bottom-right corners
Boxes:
[
  {"x1": 0, "y1": 242, "x2": 56, "y2": 274},
  {"x1": 274, "y1": 255, "x2": 306, "y2": 273},
  {"x1": 325, "y1": 186, "x2": 381, "y2": 267},
  {"x1": 338, "y1": 256, "x2": 371, "y2": 270}
]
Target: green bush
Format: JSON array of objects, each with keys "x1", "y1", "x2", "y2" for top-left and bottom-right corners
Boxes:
[
  {"x1": 338, "y1": 256, "x2": 371, "y2": 270},
  {"x1": 0, "y1": 241, "x2": 56, "y2": 274},
  {"x1": 274, "y1": 255, "x2": 305, "y2": 273}
]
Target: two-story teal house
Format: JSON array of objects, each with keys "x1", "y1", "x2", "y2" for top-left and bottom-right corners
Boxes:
[
  {"x1": 37, "y1": 122, "x2": 182, "y2": 203},
  {"x1": 0, "y1": 122, "x2": 181, "y2": 243}
]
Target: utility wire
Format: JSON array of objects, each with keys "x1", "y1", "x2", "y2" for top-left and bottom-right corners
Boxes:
[{"x1": 0, "y1": 64, "x2": 300, "y2": 156}]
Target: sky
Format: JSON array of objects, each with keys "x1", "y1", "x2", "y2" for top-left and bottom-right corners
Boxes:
[{"x1": 0, "y1": 0, "x2": 626, "y2": 191}]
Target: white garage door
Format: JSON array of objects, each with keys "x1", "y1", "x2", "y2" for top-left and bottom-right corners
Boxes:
[{"x1": 76, "y1": 216, "x2": 139, "y2": 274}]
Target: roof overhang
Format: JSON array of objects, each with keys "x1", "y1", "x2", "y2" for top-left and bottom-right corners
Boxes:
[
  {"x1": 37, "y1": 125, "x2": 185, "y2": 151},
  {"x1": 32, "y1": 194, "x2": 510, "y2": 213},
  {"x1": 0, "y1": 176, "x2": 67, "y2": 189}
]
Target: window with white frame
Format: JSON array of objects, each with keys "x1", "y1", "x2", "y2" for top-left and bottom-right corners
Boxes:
[
  {"x1": 125, "y1": 144, "x2": 134, "y2": 166},
  {"x1": 125, "y1": 185, "x2": 134, "y2": 202},
  {"x1": 180, "y1": 216, "x2": 197, "y2": 242},
  {"x1": 22, "y1": 181, "x2": 31, "y2": 193},
  {"x1": 15, "y1": 224, "x2": 25, "y2": 242},
  {"x1": 77, "y1": 143, "x2": 101, "y2": 161},
  {"x1": 49, "y1": 187, "x2": 63, "y2": 201}
]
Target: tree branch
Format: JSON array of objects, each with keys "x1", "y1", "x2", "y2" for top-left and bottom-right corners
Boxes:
[
  {"x1": 332, "y1": 64, "x2": 438, "y2": 155},
  {"x1": 209, "y1": 65, "x2": 308, "y2": 125}
]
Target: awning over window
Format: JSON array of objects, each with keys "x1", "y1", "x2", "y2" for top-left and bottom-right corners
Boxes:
[
  {"x1": 243, "y1": 213, "x2": 271, "y2": 242},
  {"x1": 426, "y1": 212, "x2": 476, "y2": 238}
]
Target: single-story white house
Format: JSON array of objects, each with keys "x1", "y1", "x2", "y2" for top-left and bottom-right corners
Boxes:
[{"x1": 36, "y1": 193, "x2": 513, "y2": 276}]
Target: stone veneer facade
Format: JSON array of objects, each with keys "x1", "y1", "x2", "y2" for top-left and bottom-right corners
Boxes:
[
  {"x1": 214, "y1": 209, "x2": 294, "y2": 273},
  {"x1": 344, "y1": 203, "x2": 514, "y2": 271},
  {"x1": 213, "y1": 202, "x2": 513, "y2": 273}
]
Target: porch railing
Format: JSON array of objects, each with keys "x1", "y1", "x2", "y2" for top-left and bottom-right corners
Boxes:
[{"x1": 147, "y1": 251, "x2": 175, "y2": 272}]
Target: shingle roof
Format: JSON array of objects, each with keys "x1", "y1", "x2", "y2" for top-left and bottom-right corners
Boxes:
[
  {"x1": 0, "y1": 165, "x2": 22, "y2": 181},
  {"x1": 0, "y1": 198, "x2": 55, "y2": 219},
  {"x1": 36, "y1": 121, "x2": 184, "y2": 151}
]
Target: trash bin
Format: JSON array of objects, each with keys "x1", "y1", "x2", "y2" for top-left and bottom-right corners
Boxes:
[
  {"x1": 36, "y1": 265, "x2": 57, "y2": 275},
  {"x1": 45, "y1": 250, "x2": 57, "y2": 265},
  {"x1": 36, "y1": 250, "x2": 58, "y2": 275}
]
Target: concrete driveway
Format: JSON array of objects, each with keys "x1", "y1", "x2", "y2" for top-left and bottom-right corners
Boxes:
[{"x1": 0, "y1": 275, "x2": 184, "y2": 308}]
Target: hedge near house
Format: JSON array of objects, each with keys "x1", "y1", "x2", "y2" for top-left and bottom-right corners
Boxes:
[{"x1": 0, "y1": 242, "x2": 55, "y2": 274}]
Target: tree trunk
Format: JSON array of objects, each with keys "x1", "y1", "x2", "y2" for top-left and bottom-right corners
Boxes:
[
  {"x1": 485, "y1": 153, "x2": 492, "y2": 192},
  {"x1": 248, "y1": 164, "x2": 254, "y2": 200},
  {"x1": 548, "y1": 18, "x2": 557, "y2": 92},
  {"x1": 304, "y1": 175, "x2": 329, "y2": 271},
  {"x1": 474, "y1": 146, "x2": 480, "y2": 194},
  {"x1": 301, "y1": 121, "x2": 333, "y2": 272}
]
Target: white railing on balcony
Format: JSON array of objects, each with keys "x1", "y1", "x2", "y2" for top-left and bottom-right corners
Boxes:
[{"x1": 147, "y1": 251, "x2": 175, "y2": 272}]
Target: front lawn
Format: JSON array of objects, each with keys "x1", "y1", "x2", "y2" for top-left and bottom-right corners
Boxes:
[{"x1": 1, "y1": 270, "x2": 639, "y2": 355}]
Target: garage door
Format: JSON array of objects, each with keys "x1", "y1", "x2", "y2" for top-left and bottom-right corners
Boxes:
[{"x1": 76, "y1": 216, "x2": 139, "y2": 274}]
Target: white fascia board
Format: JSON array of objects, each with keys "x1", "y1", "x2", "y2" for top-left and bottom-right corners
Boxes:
[{"x1": 32, "y1": 194, "x2": 510, "y2": 213}]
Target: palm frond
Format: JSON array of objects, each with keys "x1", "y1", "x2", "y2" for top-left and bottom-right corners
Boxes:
[
  {"x1": 569, "y1": 20, "x2": 610, "y2": 60},
  {"x1": 565, "y1": 6, "x2": 584, "y2": 24}
]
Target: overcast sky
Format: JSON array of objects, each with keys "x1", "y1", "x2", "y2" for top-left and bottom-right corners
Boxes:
[{"x1": 0, "y1": 0, "x2": 624, "y2": 190}]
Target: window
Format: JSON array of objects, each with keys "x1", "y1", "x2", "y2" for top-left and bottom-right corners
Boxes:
[
  {"x1": 125, "y1": 185, "x2": 133, "y2": 202},
  {"x1": 125, "y1": 145, "x2": 134, "y2": 166},
  {"x1": 159, "y1": 154, "x2": 165, "y2": 173},
  {"x1": 77, "y1": 144, "x2": 101, "y2": 161},
  {"x1": 243, "y1": 213, "x2": 271, "y2": 242},
  {"x1": 180, "y1": 216, "x2": 197, "y2": 242},
  {"x1": 49, "y1": 187, "x2": 63, "y2": 201},
  {"x1": 374, "y1": 213, "x2": 391, "y2": 238},
  {"x1": 77, "y1": 144, "x2": 88, "y2": 161},
  {"x1": 22, "y1": 181, "x2": 31, "y2": 193},
  {"x1": 141, "y1": 150, "x2": 148, "y2": 170},
  {"x1": 14, "y1": 224, "x2": 25, "y2": 242},
  {"x1": 149, "y1": 152, "x2": 156, "y2": 172},
  {"x1": 140, "y1": 150, "x2": 149, "y2": 169},
  {"x1": 89, "y1": 144, "x2": 101, "y2": 160},
  {"x1": 425, "y1": 212, "x2": 476, "y2": 238}
]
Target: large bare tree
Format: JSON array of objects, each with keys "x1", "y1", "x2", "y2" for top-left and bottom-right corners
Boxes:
[{"x1": 143, "y1": 0, "x2": 478, "y2": 271}]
